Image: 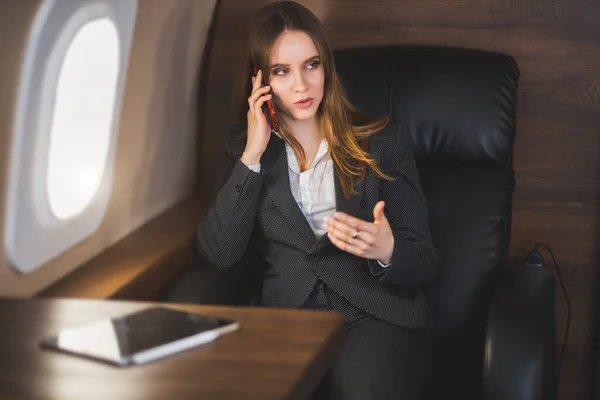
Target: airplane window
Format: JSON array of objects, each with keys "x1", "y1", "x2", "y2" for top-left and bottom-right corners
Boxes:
[
  {"x1": 47, "y1": 18, "x2": 119, "y2": 220},
  {"x1": 4, "y1": 0, "x2": 137, "y2": 273}
]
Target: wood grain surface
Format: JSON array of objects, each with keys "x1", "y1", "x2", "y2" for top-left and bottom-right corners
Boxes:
[{"x1": 0, "y1": 298, "x2": 346, "y2": 400}]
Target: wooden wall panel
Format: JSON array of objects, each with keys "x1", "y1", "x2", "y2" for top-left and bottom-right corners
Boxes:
[{"x1": 199, "y1": 1, "x2": 600, "y2": 398}]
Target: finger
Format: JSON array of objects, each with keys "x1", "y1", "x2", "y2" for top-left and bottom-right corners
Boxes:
[
  {"x1": 251, "y1": 85, "x2": 271, "y2": 97},
  {"x1": 324, "y1": 217, "x2": 375, "y2": 247},
  {"x1": 327, "y1": 223, "x2": 371, "y2": 251},
  {"x1": 252, "y1": 69, "x2": 262, "y2": 92},
  {"x1": 353, "y1": 229, "x2": 377, "y2": 246},
  {"x1": 327, "y1": 222, "x2": 354, "y2": 243},
  {"x1": 324, "y1": 216, "x2": 356, "y2": 238},
  {"x1": 248, "y1": 86, "x2": 271, "y2": 106},
  {"x1": 331, "y1": 212, "x2": 378, "y2": 235},
  {"x1": 326, "y1": 218, "x2": 375, "y2": 246},
  {"x1": 328, "y1": 232, "x2": 366, "y2": 257},
  {"x1": 373, "y1": 201, "x2": 386, "y2": 223},
  {"x1": 248, "y1": 87, "x2": 271, "y2": 109},
  {"x1": 253, "y1": 94, "x2": 272, "y2": 112}
]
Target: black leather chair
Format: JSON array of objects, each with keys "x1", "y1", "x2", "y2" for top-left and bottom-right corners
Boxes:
[{"x1": 162, "y1": 45, "x2": 557, "y2": 400}]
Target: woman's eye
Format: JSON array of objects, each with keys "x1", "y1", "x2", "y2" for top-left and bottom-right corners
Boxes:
[
  {"x1": 273, "y1": 69, "x2": 288, "y2": 76},
  {"x1": 307, "y1": 61, "x2": 320, "y2": 69}
]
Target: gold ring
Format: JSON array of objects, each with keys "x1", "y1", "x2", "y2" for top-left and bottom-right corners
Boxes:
[{"x1": 352, "y1": 230, "x2": 359, "y2": 239}]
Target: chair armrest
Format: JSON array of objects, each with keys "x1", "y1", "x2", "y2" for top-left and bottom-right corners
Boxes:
[{"x1": 483, "y1": 265, "x2": 556, "y2": 400}]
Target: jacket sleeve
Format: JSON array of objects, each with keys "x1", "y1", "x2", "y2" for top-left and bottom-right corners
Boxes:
[
  {"x1": 367, "y1": 122, "x2": 437, "y2": 288},
  {"x1": 195, "y1": 124, "x2": 264, "y2": 270}
]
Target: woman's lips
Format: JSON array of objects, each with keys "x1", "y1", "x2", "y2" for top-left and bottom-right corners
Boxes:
[{"x1": 294, "y1": 98, "x2": 313, "y2": 109}]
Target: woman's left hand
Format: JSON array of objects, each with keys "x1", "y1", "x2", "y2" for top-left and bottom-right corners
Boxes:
[{"x1": 324, "y1": 201, "x2": 394, "y2": 264}]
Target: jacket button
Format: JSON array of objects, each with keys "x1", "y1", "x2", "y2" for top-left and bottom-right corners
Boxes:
[{"x1": 235, "y1": 184, "x2": 242, "y2": 193}]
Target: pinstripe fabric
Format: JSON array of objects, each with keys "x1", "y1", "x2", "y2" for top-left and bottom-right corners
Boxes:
[
  {"x1": 302, "y1": 279, "x2": 372, "y2": 328},
  {"x1": 196, "y1": 120, "x2": 437, "y2": 329}
]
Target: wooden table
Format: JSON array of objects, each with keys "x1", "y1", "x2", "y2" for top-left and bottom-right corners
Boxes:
[{"x1": 0, "y1": 298, "x2": 347, "y2": 400}]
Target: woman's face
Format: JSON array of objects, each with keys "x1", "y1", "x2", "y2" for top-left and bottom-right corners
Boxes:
[{"x1": 268, "y1": 30, "x2": 325, "y2": 124}]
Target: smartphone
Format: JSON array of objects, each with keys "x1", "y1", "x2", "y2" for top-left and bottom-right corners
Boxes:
[{"x1": 254, "y1": 66, "x2": 279, "y2": 131}]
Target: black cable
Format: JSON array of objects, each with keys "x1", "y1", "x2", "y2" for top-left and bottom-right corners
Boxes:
[{"x1": 532, "y1": 242, "x2": 571, "y2": 383}]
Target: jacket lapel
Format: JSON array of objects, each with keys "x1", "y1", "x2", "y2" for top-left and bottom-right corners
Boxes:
[
  {"x1": 262, "y1": 135, "x2": 317, "y2": 247},
  {"x1": 334, "y1": 167, "x2": 366, "y2": 218}
]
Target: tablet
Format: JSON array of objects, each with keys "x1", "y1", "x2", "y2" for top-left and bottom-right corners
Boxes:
[{"x1": 40, "y1": 307, "x2": 239, "y2": 367}]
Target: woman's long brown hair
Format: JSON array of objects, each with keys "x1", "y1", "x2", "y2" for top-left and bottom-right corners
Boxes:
[{"x1": 233, "y1": 1, "x2": 393, "y2": 198}]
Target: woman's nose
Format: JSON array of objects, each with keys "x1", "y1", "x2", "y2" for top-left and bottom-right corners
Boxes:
[{"x1": 291, "y1": 71, "x2": 307, "y2": 93}]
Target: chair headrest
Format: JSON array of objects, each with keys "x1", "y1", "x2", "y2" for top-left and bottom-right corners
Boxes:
[{"x1": 334, "y1": 46, "x2": 519, "y2": 165}]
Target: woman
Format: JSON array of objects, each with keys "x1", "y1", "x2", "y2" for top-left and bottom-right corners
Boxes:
[{"x1": 196, "y1": 1, "x2": 437, "y2": 399}]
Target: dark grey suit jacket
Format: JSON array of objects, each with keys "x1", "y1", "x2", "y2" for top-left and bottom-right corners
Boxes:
[{"x1": 196, "y1": 120, "x2": 437, "y2": 328}]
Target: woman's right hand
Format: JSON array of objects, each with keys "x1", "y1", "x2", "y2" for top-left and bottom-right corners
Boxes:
[{"x1": 241, "y1": 69, "x2": 273, "y2": 165}]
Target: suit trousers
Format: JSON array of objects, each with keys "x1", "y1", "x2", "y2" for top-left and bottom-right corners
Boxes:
[{"x1": 311, "y1": 317, "x2": 433, "y2": 400}]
